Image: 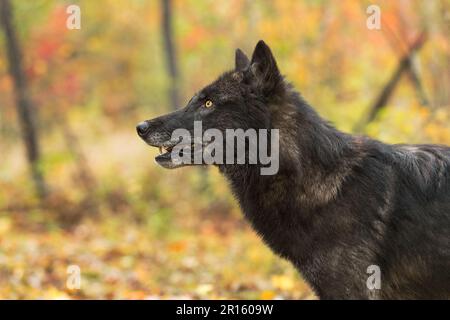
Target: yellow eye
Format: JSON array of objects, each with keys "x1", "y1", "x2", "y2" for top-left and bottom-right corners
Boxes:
[{"x1": 205, "y1": 100, "x2": 213, "y2": 108}]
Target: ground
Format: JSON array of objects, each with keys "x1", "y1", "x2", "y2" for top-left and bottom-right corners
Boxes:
[{"x1": 0, "y1": 212, "x2": 314, "y2": 299}]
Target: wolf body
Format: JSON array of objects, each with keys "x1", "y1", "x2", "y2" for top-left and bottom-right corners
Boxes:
[{"x1": 137, "y1": 41, "x2": 450, "y2": 299}]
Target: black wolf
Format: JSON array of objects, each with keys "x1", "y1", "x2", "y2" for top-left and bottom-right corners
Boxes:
[{"x1": 137, "y1": 41, "x2": 450, "y2": 299}]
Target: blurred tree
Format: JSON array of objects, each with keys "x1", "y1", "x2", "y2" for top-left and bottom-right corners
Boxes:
[
  {"x1": 0, "y1": 0, "x2": 47, "y2": 199},
  {"x1": 160, "y1": 0, "x2": 209, "y2": 190},
  {"x1": 381, "y1": 12, "x2": 429, "y2": 106},
  {"x1": 354, "y1": 32, "x2": 427, "y2": 133},
  {"x1": 161, "y1": 0, "x2": 180, "y2": 110}
]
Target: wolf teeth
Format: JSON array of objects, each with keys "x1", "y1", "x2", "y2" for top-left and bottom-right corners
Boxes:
[{"x1": 159, "y1": 146, "x2": 171, "y2": 154}]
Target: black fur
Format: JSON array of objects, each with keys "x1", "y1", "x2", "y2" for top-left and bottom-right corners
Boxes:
[{"x1": 137, "y1": 40, "x2": 450, "y2": 299}]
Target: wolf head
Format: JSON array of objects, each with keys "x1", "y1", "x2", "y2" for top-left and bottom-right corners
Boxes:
[{"x1": 137, "y1": 40, "x2": 284, "y2": 170}]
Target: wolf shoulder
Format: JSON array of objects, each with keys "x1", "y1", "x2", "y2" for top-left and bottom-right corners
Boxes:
[
  {"x1": 390, "y1": 143, "x2": 450, "y2": 192},
  {"x1": 353, "y1": 140, "x2": 450, "y2": 211}
]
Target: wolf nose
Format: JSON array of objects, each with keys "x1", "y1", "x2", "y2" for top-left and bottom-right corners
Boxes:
[{"x1": 136, "y1": 121, "x2": 150, "y2": 136}]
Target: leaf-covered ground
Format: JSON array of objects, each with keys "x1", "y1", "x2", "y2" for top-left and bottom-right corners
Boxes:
[{"x1": 0, "y1": 212, "x2": 314, "y2": 299}]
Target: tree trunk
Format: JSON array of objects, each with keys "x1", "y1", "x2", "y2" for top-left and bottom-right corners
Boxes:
[
  {"x1": 0, "y1": 0, "x2": 47, "y2": 199},
  {"x1": 161, "y1": 0, "x2": 180, "y2": 110},
  {"x1": 354, "y1": 32, "x2": 427, "y2": 133},
  {"x1": 160, "y1": 0, "x2": 209, "y2": 190}
]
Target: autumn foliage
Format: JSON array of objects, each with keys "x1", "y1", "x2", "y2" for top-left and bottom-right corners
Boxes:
[{"x1": 0, "y1": 0, "x2": 448, "y2": 299}]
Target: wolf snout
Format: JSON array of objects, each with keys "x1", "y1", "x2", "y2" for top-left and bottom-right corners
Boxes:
[
  {"x1": 136, "y1": 119, "x2": 172, "y2": 147},
  {"x1": 136, "y1": 121, "x2": 150, "y2": 137}
]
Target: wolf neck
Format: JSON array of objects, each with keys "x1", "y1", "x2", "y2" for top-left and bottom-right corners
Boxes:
[
  {"x1": 222, "y1": 89, "x2": 354, "y2": 207},
  {"x1": 220, "y1": 89, "x2": 356, "y2": 258}
]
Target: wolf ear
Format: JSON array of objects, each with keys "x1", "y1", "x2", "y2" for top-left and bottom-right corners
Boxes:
[
  {"x1": 249, "y1": 40, "x2": 282, "y2": 94},
  {"x1": 235, "y1": 48, "x2": 250, "y2": 71}
]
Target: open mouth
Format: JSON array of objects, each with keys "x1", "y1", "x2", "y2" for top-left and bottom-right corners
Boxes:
[
  {"x1": 157, "y1": 145, "x2": 173, "y2": 157},
  {"x1": 154, "y1": 145, "x2": 176, "y2": 169},
  {"x1": 152, "y1": 143, "x2": 178, "y2": 169},
  {"x1": 152, "y1": 142, "x2": 205, "y2": 169}
]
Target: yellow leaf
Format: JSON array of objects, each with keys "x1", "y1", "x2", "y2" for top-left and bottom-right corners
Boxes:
[
  {"x1": 260, "y1": 290, "x2": 275, "y2": 300},
  {"x1": 125, "y1": 291, "x2": 147, "y2": 300},
  {"x1": 45, "y1": 288, "x2": 71, "y2": 300},
  {"x1": 168, "y1": 241, "x2": 188, "y2": 253},
  {"x1": 0, "y1": 217, "x2": 12, "y2": 235},
  {"x1": 271, "y1": 275, "x2": 295, "y2": 291},
  {"x1": 195, "y1": 284, "x2": 213, "y2": 296}
]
